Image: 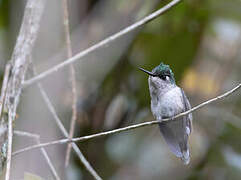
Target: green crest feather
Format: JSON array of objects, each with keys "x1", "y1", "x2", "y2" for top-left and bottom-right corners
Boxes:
[{"x1": 152, "y1": 62, "x2": 175, "y2": 84}]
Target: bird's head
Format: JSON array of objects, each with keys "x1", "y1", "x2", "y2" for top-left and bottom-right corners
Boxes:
[{"x1": 139, "y1": 62, "x2": 176, "y2": 88}]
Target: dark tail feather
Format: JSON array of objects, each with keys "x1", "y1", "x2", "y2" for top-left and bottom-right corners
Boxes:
[{"x1": 159, "y1": 118, "x2": 190, "y2": 165}]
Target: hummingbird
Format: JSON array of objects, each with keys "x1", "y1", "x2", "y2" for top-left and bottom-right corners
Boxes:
[{"x1": 139, "y1": 62, "x2": 192, "y2": 165}]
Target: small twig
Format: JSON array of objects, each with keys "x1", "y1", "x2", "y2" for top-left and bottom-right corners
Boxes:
[
  {"x1": 32, "y1": 70, "x2": 101, "y2": 179},
  {"x1": 61, "y1": 0, "x2": 78, "y2": 167},
  {"x1": 23, "y1": 0, "x2": 182, "y2": 87},
  {"x1": 14, "y1": 130, "x2": 39, "y2": 139},
  {"x1": 14, "y1": 131, "x2": 60, "y2": 180},
  {"x1": 12, "y1": 83, "x2": 241, "y2": 156},
  {"x1": 38, "y1": 85, "x2": 101, "y2": 180}
]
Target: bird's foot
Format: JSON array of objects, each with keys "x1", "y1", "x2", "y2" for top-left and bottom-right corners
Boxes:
[
  {"x1": 170, "y1": 116, "x2": 175, "y2": 121},
  {"x1": 163, "y1": 116, "x2": 175, "y2": 122},
  {"x1": 156, "y1": 116, "x2": 162, "y2": 122}
]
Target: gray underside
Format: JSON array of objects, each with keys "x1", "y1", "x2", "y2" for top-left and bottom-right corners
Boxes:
[{"x1": 159, "y1": 116, "x2": 190, "y2": 164}]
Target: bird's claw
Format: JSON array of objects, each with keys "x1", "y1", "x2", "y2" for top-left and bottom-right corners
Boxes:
[
  {"x1": 170, "y1": 116, "x2": 175, "y2": 121},
  {"x1": 156, "y1": 116, "x2": 162, "y2": 122}
]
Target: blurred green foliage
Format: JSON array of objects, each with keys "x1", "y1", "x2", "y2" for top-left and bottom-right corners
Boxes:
[
  {"x1": 102, "y1": 0, "x2": 210, "y2": 107},
  {"x1": 135, "y1": 0, "x2": 209, "y2": 105},
  {"x1": 0, "y1": 0, "x2": 9, "y2": 28},
  {"x1": 0, "y1": 0, "x2": 9, "y2": 84}
]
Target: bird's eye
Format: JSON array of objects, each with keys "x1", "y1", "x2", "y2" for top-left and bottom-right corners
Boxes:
[
  {"x1": 159, "y1": 75, "x2": 170, "y2": 81},
  {"x1": 159, "y1": 75, "x2": 166, "y2": 80}
]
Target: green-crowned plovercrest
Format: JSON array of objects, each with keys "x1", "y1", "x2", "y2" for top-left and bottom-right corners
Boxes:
[{"x1": 139, "y1": 62, "x2": 192, "y2": 164}]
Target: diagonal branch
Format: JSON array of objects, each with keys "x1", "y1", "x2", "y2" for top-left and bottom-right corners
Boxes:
[
  {"x1": 23, "y1": 0, "x2": 182, "y2": 87},
  {"x1": 30, "y1": 65, "x2": 101, "y2": 179},
  {"x1": 14, "y1": 131, "x2": 60, "y2": 180},
  {"x1": 12, "y1": 83, "x2": 241, "y2": 156},
  {"x1": 61, "y1": 0, "x2": 78, "y2": 167},
  {"x1": 38, "y1": 85, "x2": 101, "y2": 180}
]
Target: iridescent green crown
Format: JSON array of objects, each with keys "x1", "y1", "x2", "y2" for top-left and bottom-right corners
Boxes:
[{"x1": 153, "y1": 62, "x2": 175, "y2": 83}]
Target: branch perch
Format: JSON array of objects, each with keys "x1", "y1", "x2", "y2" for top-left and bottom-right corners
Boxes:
[{"x1": 12, "y1": 83, "x2": 241, "y2": 156}]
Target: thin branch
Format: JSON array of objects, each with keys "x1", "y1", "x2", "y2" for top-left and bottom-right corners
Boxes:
[
  {"x1": 1, "y1": 0, "x2": 46, "y2": 179},
  {"x1": 0, "y1": 63, "x2": 11, "y2": 118},
  {"x1": 14, "y1": 131, "x2": 60, "y2": 180},
  {"x1": 6, "y1": 110, "x2": 13, "y2": 180},
  {"x1": 61, "y1": 0, "x2": 78, "y2": 167},
  {"x1": 23, "y1": 0, "x2": 182, "y2": 87},
  {"x1": 14, "y1": 130, "x2": 39, "y2": 139},
  {"x1": 32, "y1": 69, "x2": 102, "y2": 180},
  {"x1": 12, "y1": 83, "x2": 241, "y2": 156}
]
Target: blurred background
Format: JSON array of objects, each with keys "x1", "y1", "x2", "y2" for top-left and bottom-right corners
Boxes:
[{"x1": 0, "y1": 0, "x2": 241, "y2": 179}]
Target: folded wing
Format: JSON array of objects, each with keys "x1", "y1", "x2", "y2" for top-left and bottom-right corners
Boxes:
[{"x1": 159, "y1": 88, "x2": 192, "y2": 165}]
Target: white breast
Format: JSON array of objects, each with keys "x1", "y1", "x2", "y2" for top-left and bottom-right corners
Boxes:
[{"x1": 151, "y1": 87, "x2": 184, "y2": 120}]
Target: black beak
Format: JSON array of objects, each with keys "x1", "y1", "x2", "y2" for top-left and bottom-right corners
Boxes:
[{"x1": 138, "y1": 67, "x2": 157, "y2": 77}]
